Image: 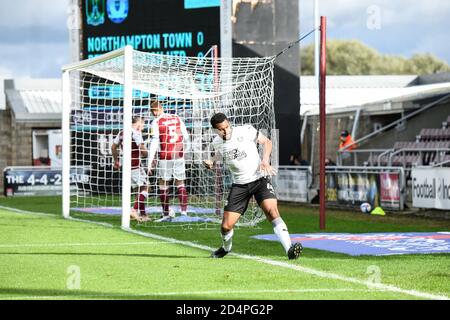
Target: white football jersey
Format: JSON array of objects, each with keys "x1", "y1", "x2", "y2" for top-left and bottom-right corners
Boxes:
[{"x1": 212, "y1": 125, "x2": 263, "y2": 184}]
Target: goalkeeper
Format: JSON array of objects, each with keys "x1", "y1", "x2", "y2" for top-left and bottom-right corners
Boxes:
[
  {"x1": 111, "y1": 115, "x2": 150, "y2": 222},
  {"x1": 204, "y1": 113, "x2": 302, "y2": 260}
]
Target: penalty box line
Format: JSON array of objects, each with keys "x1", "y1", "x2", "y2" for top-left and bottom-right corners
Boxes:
[{"x1": 1, "y1": 206, "x2": 448, "y2": 300}]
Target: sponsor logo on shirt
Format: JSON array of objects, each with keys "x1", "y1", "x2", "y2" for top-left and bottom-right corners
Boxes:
[{"x1": 223, "y1": 149, "x2": 247, "y2": 161}]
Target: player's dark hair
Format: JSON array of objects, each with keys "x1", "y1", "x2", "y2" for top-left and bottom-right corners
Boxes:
[
  {"x1": 132, "y1": 115, "x2": 144, "y2": 124},
  {"x1": 150, "y1": 100, "x2": 161, "y2": 109},
  {"x1": 210, "y1": 113, "x2": 228, "y2": 128}
]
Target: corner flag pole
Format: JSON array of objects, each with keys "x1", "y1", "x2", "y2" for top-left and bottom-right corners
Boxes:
[{"x1": 319, "y1": 16, "x2": 327, "y2": 230}]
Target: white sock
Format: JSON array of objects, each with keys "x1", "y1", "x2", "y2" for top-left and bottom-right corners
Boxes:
[
  {"x1": 221, "y1": 229, "x2": 234, "y2": 252},
  {"x1": 272, "y1": 217, "x2": 292, "y2": 253}
]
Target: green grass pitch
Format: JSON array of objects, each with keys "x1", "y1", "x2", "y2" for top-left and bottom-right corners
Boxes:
[{"x1": 0, "y1": 196, "x2": 449, "y2": 300}]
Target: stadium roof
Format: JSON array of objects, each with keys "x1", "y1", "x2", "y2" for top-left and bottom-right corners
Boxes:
[
  {"x1": 4, "y1": 79, "x2": 61, "y2": 122},
  {"x1": 300, "y1": 75, "x2": 450, "y2": 116},
  {"x1": 3, "y1": 75, "x2": 450, "y2": 120}
]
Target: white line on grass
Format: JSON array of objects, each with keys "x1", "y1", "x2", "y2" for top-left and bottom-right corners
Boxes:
[
  {"x1": 5, "y1": 288, "x2": 395, "y2": 300},
  {"x1": 0, "y1": 205, "x2": 56, "y2": 218},
  {"x1": 1, "y1": 206, "x2": 448, "y2": 300},
  {"x1": 0, "y1": 241, "x2": 168, "y2": 248},
  {"x1": 0, "y1": 206, "x2": 114, "y2": 228},
  {"x1": 126, "y1": 228, "x2": 450, "y2": 301},
  {"x1": 65, "y1": 216, "x2": 115, "y2": 228}
]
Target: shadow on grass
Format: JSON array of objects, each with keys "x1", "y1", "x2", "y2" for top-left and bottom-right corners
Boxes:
[
  {"x1": 0, "y1": 251, "x2": 205, "y2": 259},
  {"x1": 0, "y1": 287, "x2": 227, "y2": 300},
  {"x1": 0, "y1": 222, "x2": 106, "y2": 231}
]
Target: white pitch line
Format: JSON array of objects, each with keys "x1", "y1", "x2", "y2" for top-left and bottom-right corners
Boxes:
[
  {"x1": 0, "y1": 206, "x2": 114, "y2": 228},
  {"x1": 4, "y1": 288, "x2": 394, "y2": 300},
  {"x1": 0, "y1": 205, "x2": 56, "y2": 218},
  {"x1": 0, "y1": 206, "x2": 448, "y2": 300},
  {"x1": 65, "y1": 216, "x2": 115, "y2": 228},
  {"x1": 0, "y1": 241, "x2": 168, "y2": 249},
  {"x1": 126, "y1": 228, "x2": 450, "y2": 301}
]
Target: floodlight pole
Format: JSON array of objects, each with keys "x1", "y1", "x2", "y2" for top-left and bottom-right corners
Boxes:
[{"x1": 319, "y1": 16, "x2": 327, "y2": 230}]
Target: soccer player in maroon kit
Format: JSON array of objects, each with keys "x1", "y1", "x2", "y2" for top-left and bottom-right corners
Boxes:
[
  {"x1": 148, "y1": 101, "x2": 190, "y2": 221},
  {"x1": 111, "y1": 116, "x2": 150, "y2": 222}
]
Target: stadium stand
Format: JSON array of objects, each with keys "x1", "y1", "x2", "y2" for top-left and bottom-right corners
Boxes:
[
  {"x1": 418, "y1": 128, "x2": 450, "y2": 141},
  {"x1": 370, "y1": 115, "x2": 450, "y2": 168}
]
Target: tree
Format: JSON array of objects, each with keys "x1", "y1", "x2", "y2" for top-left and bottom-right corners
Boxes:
[{"x1": 300, "y1": 39, "x2": 450, "y2": 75}]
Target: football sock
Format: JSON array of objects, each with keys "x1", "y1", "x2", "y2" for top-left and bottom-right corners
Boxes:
[
  {"x1": 272, "y1": 217, "x2": 292, "y2": 253},
  {"x1": 159, "y1": 186, "x2": 169, "y2": 215},
  {"x1": 221, "y1": 229, "x2": 234, "y2": 252},
  {"x1": 138, "y1": 191, "x2": 148, "y2": 215},
  {"x1": 177, "y1": 184, "x2": 188, "y2": 212}
]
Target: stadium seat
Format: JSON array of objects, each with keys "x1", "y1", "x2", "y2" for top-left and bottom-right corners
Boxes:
[
  {"x1": 386, "y1": 140, "x2": 450, "y2": 166},
  {"x1": 367, "y1": 116, "x2": 450, "y2": 166},
  {"x1": 442, "y1": 128, "x2": 450, "y2": 140},
  {"x1": 419, "y1": 128, "x2": 450, "y2": 141},
  {"x1": 393, "y1": 141, "x2": 408, "y2": 150}
]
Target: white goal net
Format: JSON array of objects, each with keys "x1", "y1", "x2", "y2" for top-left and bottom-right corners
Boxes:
[{"x1": 62, "y1": 46, "x2": 277, "y2": 228}]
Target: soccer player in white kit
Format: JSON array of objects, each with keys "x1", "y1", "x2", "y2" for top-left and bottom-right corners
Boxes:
[
  {"x1": 204, "y1": 113, "x2": 302, "y2": 260},
  {"x1": 148, "y1": 101, "x2": 190, "y2": 221}
]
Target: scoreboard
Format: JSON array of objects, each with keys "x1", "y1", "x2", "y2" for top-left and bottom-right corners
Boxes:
[
  {"x1": 72, "y1": 0, "x2": 231, "y2": 195},
  {"x1": 81, "y1": 0, "x2": 222, "y2": 59}
]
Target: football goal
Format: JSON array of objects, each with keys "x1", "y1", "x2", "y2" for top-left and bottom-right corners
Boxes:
[{"x1": 61, "y1": 45, "x2": 277, "y2": 229}]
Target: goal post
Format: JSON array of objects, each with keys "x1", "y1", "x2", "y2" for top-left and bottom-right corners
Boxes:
[
  {"x1": 121, "y1": 45, "x2": 133, "y2": 229},
  {"x1": 62, "y1": 46, "x2": 134, "y2": 227},
  {"x1": 62, "y1": 70, "x2": 71, "y2": 219},
  {"x1": 61, "y1": 45, "x2": 276, "y2": 228}
]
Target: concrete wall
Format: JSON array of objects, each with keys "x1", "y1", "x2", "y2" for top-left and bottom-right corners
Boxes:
[
  {"x1": 0, "y1": 105, "x2": 60, "y2": 193},
  {"x1": 0, "y1": 108, "x2": 12, "y2": 192}
]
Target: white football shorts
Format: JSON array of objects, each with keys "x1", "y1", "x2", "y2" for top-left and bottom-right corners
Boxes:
[
  {"x1": 157, "y1": 158, "x2": 186, "y2": 181},
  {"x1": 131, "y1": 167, "x2": 147, "y2": 188}
]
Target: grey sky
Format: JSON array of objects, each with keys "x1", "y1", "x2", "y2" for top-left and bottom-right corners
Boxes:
[
  {"x1": 0, "y1": 0, "x2": 70, "y2": 78},
  {"x1": 0, "y1": 0, "x2": 449, "y2": 78}
]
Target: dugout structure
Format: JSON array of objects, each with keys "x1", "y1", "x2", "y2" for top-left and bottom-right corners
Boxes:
[{"x1": 61, "y1": 46, "x2": 277, "y2": 228}]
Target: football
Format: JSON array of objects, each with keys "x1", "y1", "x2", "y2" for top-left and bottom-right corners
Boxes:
[{"x1": 360, "y1": 202, "x2": 372, "y2": 213}]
